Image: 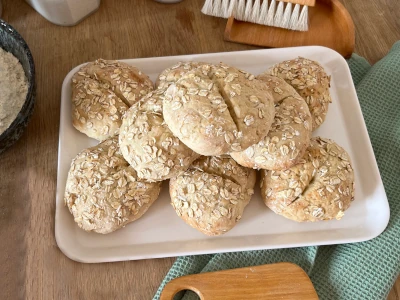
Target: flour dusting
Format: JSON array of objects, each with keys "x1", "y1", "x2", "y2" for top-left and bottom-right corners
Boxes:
[{"x1": 0, "y1": 48, "x2": 28, "y2": 135}]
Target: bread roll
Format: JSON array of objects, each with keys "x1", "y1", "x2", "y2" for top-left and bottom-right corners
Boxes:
[
  {"x1": 231, "y1": 76, "x2": 312, "y2": 170},
  {"x1": 71, "y1": 59, "x2": 154, "y2": 141},
  {"x1": 170, "y1": 156, "x2": 256, "y2": 235},
  {"x1": 267, "y1": 57, "x2": 332, "y2": 130},
  {"x1": 71, "y1": 77, "x2": 129, "y2": 141},
  {"x1": 260, "y1": 137, "x2": 355, "y2": 222},
  {"x1": 64, "y1": 136, "x2": 161, "y2": 234},
  {"x1": 163, "y1": 63, "x2": 275, "y2": 156},
  {"x1": 119, "y1": 89, "x2": 200, "y2": 182},
  {"x1": 80, "y1": 59, "x2": 154, "y2": 106}
]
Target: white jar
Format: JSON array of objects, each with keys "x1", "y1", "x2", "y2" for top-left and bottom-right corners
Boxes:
[{"x1": 25, "y1": 0, "x2": 100, "y2": 26}]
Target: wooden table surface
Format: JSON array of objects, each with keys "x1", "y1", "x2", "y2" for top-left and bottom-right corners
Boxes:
[{"x1": 0, "y1": 0, "x2": 399, "y2": 299}]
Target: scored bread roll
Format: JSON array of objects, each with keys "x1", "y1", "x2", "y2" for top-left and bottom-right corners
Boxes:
[
  {"x1": 163, "y1": 63, "x2": 275, "y2": 156},
  {"x1": 260, "y1": 137, "x2": 355, "y2": 222},
  {"x1": 80, "y1": 59, "x2": 154, "y2": 106},
  {"x1": 119, "y1": 89, "x2": 200, "y2": 182},
  {"x1": 170, "y1": 156, "x2": 256, "y2": 236},
  {"x1": 164, "y1": 69, "x2": 236, "y2": 156},
  {"x1": 71, "y1": 77, "x2": 129, "y2": 141},
  {"x1": 267, "y1": 57, "x2": 332, "y2": 130},
  {"x1": 64, "y1": 136, "x2": 161, "y2": 234},
  {"x1": 212, "y1": 63, "x2": 275, "y2": 150},
  {"x1": 231, "y1": 75, "x2": 312, "y2": 170},
  {"x1": 71, "y1": 59, "x2": 154, "y2": 141}
]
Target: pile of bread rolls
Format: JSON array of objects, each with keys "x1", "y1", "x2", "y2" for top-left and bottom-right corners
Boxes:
[{"x1": 64, "y1": 58, "x2": 355, "y2": 235}]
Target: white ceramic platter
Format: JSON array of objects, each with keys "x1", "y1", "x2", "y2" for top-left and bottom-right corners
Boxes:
[{"x1": 56, "y1": 46, "x2": 389, "y2": 263}]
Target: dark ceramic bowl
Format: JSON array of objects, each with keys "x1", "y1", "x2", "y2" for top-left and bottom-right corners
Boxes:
[{"x1": 0, "y1": 19, "x2": 35, "y2": 154}]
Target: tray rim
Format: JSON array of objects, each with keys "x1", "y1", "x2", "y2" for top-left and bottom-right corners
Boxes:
[{"x1": 55, "y1": 46, "x2": 390, "y2": 263}]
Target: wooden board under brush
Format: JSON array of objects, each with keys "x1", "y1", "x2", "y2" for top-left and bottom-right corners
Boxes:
[
  {"x1": 224, "y1": 0, "x2": 355, "y2": 58},
  {"x1": 160, "y1": 262, "x2": 319, "y2": 299}
]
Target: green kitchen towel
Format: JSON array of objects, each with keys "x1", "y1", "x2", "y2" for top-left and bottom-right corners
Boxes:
[{"x1": 154, "y1": 41, "x2": 400, "y2": 300}]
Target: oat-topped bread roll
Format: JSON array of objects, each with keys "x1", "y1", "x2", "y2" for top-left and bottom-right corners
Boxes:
[
  {"x1": 119, "y1": 89, "x2": 200, "y2": 182},
  {"x1": 155, "y1": 61, "x2": 209, "y2": 90},
  {"x1": 170, "y1": 156, "x2": 256, "y2": 236},
  {"x1": 71, "y1": 77, "x2": 129, "y2": 141},
  {"x1": 267, "y1": 57, "x2": 332, "y2": 130},
  {"x1": 64, "y1": 137, "x2": 161, "y2": 234},
  {"x1": 71, "y1": 59, "x2": 153, "y2": 141},
  {"x1": 260, "y1": 137, "x2": 355, "y2": 222},
  {"x1": 163, "y1": 63, "x2": 275, "y2": 156},
  {"x1": 231, "y1": 76, "x2": 312, "y2": 170},
  {"x1": 78, "y1": 59, "x2": 154, "y2": 106}
]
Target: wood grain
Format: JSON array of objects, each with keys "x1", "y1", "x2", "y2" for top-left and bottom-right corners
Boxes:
[
  {"x1": 225, "y1": 0, "x2": 355, "y2": 58},
  {"x1": 277, "y1": 0, "x2": 316, "y2": 6},
  {"x1": 160, "y1": 263, "x2": 318, "y2": 300},
  {"x1": 0, "y1": 0, "x2": 399, "y2": 299},
  {"x1": 388, "y1": 279, "x2": 400, "y2": 300}
]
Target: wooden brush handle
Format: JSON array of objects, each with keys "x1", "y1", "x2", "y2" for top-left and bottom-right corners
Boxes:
[
  {"x1": 224, "y1": 0, "x2": 354, "y2": 58},
  {"x1": 278, "y1": 0, "x2": 316, "y2": 7}
]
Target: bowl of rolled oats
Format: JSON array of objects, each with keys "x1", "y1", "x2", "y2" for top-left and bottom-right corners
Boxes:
[{"x1": 0, "y1": 19, "x2": 35, "y2": 154}]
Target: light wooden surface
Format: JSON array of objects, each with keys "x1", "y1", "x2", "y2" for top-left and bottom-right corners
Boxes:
[
  {"x1": 160, "y1": 263, "x2": 318, "y2": 300},
  {"x1": 0, "y1": 0, "x2": 399, "y2": 299},
  {"x1": 225, "y1": 0, "x2": 355, "y2": 57},
  {"x1": 277, "y1": 0, "x2": 316, "y2": 6}
]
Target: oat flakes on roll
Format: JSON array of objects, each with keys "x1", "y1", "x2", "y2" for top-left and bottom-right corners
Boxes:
[
  {"x1": 255, "y1": 74, "x2": 299, "y2": 103},
  {"x1": 71, "y1": 59, "x2": 153, "y2": 141},
  {"x1": 260, "y1": 137, "x2": 355, "y2": 222},
  {"x1": 267, "y1": 57, "x2": 332, "y2": 130},
  {"x1": 163, "y1": 63, "x2": 275, "y2": 156},
  {"x1": 170, "y1": 156, "x2": 256, "y2": 236},
  {"x1": 231, "y1": 75, "x2": 312, "y2": 170},
  {"x1": 71, "y1": 77, "x2": 129, "y2": 141},
  {"x1": 64, "y1": 136, "x2": 161, "y2": 234},
  {"x1": 155, "y1": 61, "x2": 209, "y2": 90},
  {"x1": 79, "y1": 59, "x2": 154, "y2": 106},
  {"x1": 119, "y1": 89, "x2": 200, "y2": 182}
]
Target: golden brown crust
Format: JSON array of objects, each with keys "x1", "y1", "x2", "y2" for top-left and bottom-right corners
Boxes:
[
  {"x1": 155, "y1": 61, "x2": 209, "y2": 90},
  {"x1": 64, "y1": 137, "x2": 161, "y2": 234},
  {"x1": 255, "y1": 74, "x2": 299, "y2": 103},
  {"x1": 71, "y1": 59, "x2": 154, "y2": 141},
  {"x1": 164, "y1": 70, "x2": 236, "y2": 155},
  {"x1": 71, "y1": 77, "x2": 128, "y2": 141},
  {"x1": 260, "y1": 137, "x2": 355, "y2": 222},
  {"x1": 170, "y1": 156, "x2": 256, "y2": 236},
  {"x1": 80, "y1": 59, "x2": 154, "y2": 106},
  {"x1": 163, "y1": 63, "x2": 275, "y2": 156},
  {"x1": 231, "y1": 95, "x2": 312, "y2": 170},
  {"x1": 119, "y1": 89, "x2": 200, "y2": 182},
  {"x1": 211, "y1": 63, "x2": 276, "y2": 152},
  {"x1": 267, "y1": 57, "x2": 332, "y2": 130}
]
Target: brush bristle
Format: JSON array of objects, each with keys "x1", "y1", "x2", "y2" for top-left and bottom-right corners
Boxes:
[
  {"x1": 201, "y1": 0, "x2": 310, "y2": 32},
  {"x1": 251, "y1": 0, "x2": 261, "y2": 22},
  {"x1": 221, "y1": 0, "x2": 230, "y2": 18},
  {"x1": 244, "y1": 0, "x2": 254, "y2": 22}
]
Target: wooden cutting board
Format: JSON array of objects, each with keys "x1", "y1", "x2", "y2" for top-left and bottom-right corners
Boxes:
[
  {"x1": 160, "y1": 262, "x2": 319, "y2": 300},
  {"x1": 224, "y1": 0, "x2": 355, "y2": 58}
]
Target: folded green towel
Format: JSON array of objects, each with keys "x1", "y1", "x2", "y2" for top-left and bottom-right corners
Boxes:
[{"x1": 154, "y1": 41, "x2": 400, "y2": 300}]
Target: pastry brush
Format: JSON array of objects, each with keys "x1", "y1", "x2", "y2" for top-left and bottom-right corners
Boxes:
[{"x1": 202, "y1": 0, "x2": 316, "y2": 31}]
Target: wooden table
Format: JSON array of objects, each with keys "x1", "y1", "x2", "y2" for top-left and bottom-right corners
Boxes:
[{"x1": 0, "y1": 0, "x2": 399, "y2": 299}]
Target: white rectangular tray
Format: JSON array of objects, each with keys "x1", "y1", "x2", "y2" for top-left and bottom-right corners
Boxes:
[{"x1": 56, "y1": 46, "x2": 389, "y2": 263}]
